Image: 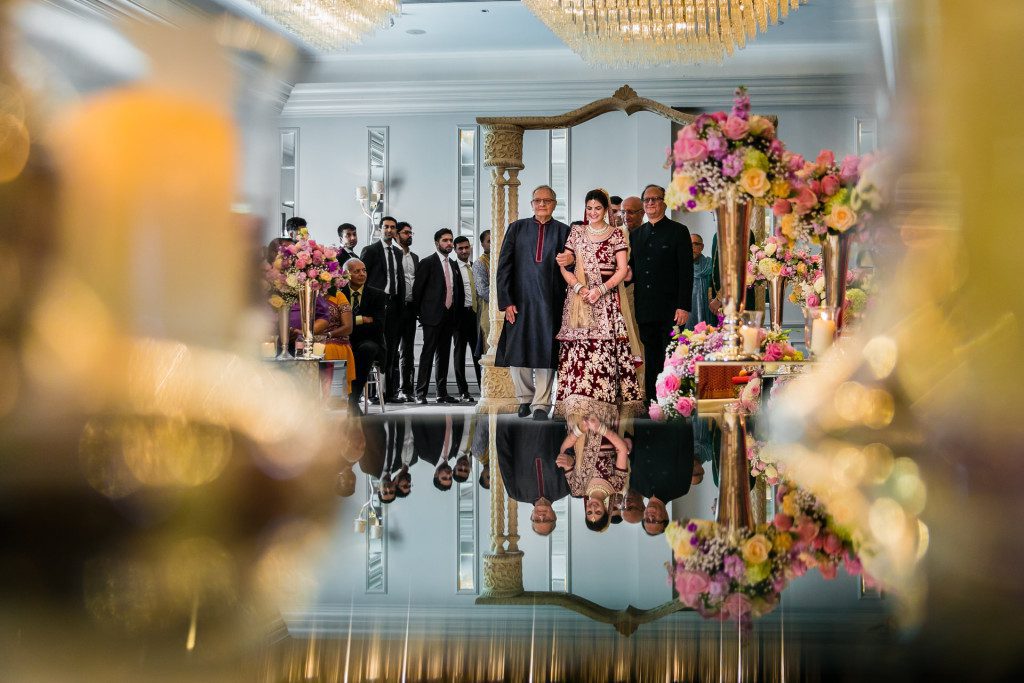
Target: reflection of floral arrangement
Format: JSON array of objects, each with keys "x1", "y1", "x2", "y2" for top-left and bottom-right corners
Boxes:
[
  {"x1": 746, "y1": 236, "x2": 818, "y2": 283},
  {"x1": 772, "y1": 150, "x2": 862, "y2": 245},
  {"x1": 263, "y1": 238, "x2": 347, "y2": 308},
  {"x1": 849, "y1": 152, "x2": 889, "y2": 227},
  {"x1": 746, "y1": 440, "x2": 784, "y2": 486},
  {"x1": 649, "y1": 322, "x2": 724, "y2": 421},
  {"x1": 736, "y1": 373, "x2": 762, "y2": 414},
  {"x1": 666, "y1": 519, "x2": 792, "y2": 621},
  {"x1": 666, "y1": 86, "x2": 796, "y2": 212},
  {"x1": 772, "y1": 482, "x2": 865, "y2": 581}
]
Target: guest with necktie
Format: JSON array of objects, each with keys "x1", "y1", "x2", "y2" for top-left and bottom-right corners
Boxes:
[
  {"x1": 452, "y1": 235, "x2": 481, "y2": 403},
  {"x1": 359, "y1": 216, "x2": 405, "y2": 403},
  {"x1": 412, "y1": 229, "x2": 464, "y2": 404},
  {"x1": 342, "y1": 259, "x2": 386, "y2": 416}
]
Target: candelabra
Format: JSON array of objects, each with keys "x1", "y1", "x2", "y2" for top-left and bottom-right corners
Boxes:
[
  {"x1": 353, "y1": 494, "x2": 383, "y2": 539},
  {"x1": 356, "y1": 181, "x2": 385, "y2": 241}
]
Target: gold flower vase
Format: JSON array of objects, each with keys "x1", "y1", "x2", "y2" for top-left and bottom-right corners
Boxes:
[
  {"x1": 298, "y1": 280, "x2": 315, "y2": 359},
  {"x1": 708, "y1": 187, "x2": 757, "y2": 360},
  {"x1": 275, "y1": 304, "x2": 293, "y2": 360},
  {"x1": 717, "y1": 403, "x2": 754, "y2": 530},
  {"x1": 768, "y1": 275, "x2": 788, "y2": 332},
  {"x1": 821, "y1": 230, "x2": 853, "y2": 330}
]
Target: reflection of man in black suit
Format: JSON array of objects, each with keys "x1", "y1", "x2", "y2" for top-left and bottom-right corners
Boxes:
[
  {"x1": 628, "y1": 417, "x2": 695, "y2": 536},
  {"x1": 412, "y1": 414, "x2": 464, "y2": 492},
  {"x1": 343, "y1": 259, "x2": 386, "y2": 414},
  {"x1": 629, "y1": 184, "x2": 693, "y2": 403},
  {"x1": 377, "y1": 415, "x2": 409, "y2": 504},
  {"x1": 395, "y1": 222, "x2": 420, "y2": 400},
  {"x1": 413, "y1": 229, "x2": 464, "y2": 404},
  {"x1": 496, "y1": 416, "x2": 570, "y2": 536},
  {"x1": 359, "y1": 216, "x2": 405, "y2": 403}
]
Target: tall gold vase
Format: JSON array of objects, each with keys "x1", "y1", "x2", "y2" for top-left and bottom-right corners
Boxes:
[
  {"x1": 768, "y1": 275, "x2": 788, "y2": 332},
  {"x1": 710, "y1": 187, "x2": 757, "y2": 360},
  {"x1": 717, "y1": 403, "x2": 754, "y2": 531},
  {"x1": 821, "y1": 230, "x2": 853, "y2": 330},
  {"x1": 275, "y1": 304, "x2": 293, "y2": 360},
  {"x1": 298, "y1": 280, "x2": 315, "y2": 358}
]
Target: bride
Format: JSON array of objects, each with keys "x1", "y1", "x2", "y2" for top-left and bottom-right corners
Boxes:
[{"x1": 555, "y1": 188, "x2": 644, "y2": 414}]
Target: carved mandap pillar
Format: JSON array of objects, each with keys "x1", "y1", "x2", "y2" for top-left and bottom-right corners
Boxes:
[
  {"x1": 482, "y1": 410, "x2": 524, "y2": 597},
  {"x1": 479, "y1": 124, "x2": 525, "y2": 410}
]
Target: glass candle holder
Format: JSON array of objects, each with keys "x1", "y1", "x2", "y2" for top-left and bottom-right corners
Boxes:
[
  {"x1": 803, "y1": 305, "x2": 840, "y2": 358},
  {"x1": 738, "y1": 310, "x2": 765, "y2": 356}
]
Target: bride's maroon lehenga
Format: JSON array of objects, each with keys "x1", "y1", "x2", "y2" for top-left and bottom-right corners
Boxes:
[{"x1": 556, "y1": 225, "x2": 643, "y2": 414}]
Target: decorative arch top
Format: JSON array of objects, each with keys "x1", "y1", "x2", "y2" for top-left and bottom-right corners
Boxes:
[{"x1": 476, "y1": 84, "x2": 697, "y2": 130}]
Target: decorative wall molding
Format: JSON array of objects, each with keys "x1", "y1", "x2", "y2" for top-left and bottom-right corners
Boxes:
[{"x1": 283, "y1": 75, "x2": 871, "y2": 118}]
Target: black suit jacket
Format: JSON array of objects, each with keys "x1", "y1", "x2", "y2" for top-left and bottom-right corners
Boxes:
[
  {"x1": 413, "y1": 253, "x2": 464, "y2": 326},
  {"x1": 338, "y1": 247, "x2": 359, "y2": 268},
  {"x1": 496, "y1": 417, "x2": 570, "y2": 503},
  {"x1": 629, "y1": 216, "x2": 693, "y2": 325},
  {"x1": 628, "y1": 418, "x2": 695, "y2": 501},
  {"x1": 360, "y1": 240, "x2": 406, "y2": 303},
  {"x1": 343, "y1": 284, "x2": 386, "y2": 347},
  {"x1": 412, "y1": 415, "x2": 465, "y2": 466}
]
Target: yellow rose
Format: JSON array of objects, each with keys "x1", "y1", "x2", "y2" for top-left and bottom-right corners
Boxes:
[
  {"x1": 796, "y1": 262, "x2": 807, "y2": 275},
  {"x1": 268, "y1": 294, "x2": 285, "y2": 309},
  {"x1": 741, "y1": 534, "x2": 771, "y2": 565},
  {"x1": 320, "y1": 271, "x2": 333, "y2": 282},
  {"x1": 773, "y1": 532, "x2": 793, "y2": 553},
  {"x1": 779, "y1": 213, "x2": 799, "y2": 241},
  {"x1": 771, "y1": 179, "x2": 791, "y2": 198},
  {"x1": 781, "y1": 492, "x2": 798, "y2": 517},
  {"x1": 665, "y1": 522, "x2": 695, "y2": 557},
  {"x1": 672, "y1": 172, "x2": 697, "y2": 194},
  {"x1": 825, "y1": 203, "x2": 858, "y2": 232},
  {"x1": 739, "y1": 168, "x2": 770, "y2": 198}
]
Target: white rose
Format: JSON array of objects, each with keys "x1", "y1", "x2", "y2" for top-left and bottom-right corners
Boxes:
[
  {"x1": 813, "y1": 277, "x2": 825, "y2": 294},
  {"x1": 764, "y1": 242, "x2": 778, "y2": 257}
]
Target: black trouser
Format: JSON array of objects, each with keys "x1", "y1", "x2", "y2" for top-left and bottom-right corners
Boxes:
[
  {"x1": 398, "y1": 302, "x2": 418, "y2": 396},
  {"x1": 382, "y1": 295, "x2": 403, "y2": 399},
  {"x1": 416, "y1": 311, "x2": 456, "y2": 399},
  {"x1": 453, "y1": 306, "x2": 481, "y2": 396},
  {"x1": 351, "y1": 338, "x2": 385, "y2": 402},
  {"x1": 639, "y1": 321, "x2": 674, "y2": 404}
]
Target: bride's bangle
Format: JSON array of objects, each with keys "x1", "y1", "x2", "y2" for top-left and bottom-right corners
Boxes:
[
  {"x1": 598, "y1": 284, "x2": 608, "y2": 296},
  {"x1": 596, "y1": 424, "x2": 609, "y2": 437},
  {"x1": 571, "y1": 424, "x2": 583, "y2": 437},
  {"x1": 573, "y1": 283, "x2": 584, "y2": 294}
]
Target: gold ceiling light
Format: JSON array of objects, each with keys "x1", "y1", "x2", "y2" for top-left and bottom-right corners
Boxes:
[
  {"x1": 523, "y1": 0, "x2": 806, "y2": 66},
  {"x1": 246, "y1": 0, "x2": 401, "y2": 52}
]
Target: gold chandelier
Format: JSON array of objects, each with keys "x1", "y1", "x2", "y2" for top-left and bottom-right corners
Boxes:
[
  {"x1": 523, "y1": 0, "x2": 807, "y2": 66},
  {"x1": 246, "y1": 0, "x2": 401, "y2": 52}
]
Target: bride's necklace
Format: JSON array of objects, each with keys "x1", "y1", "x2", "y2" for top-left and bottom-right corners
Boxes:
[{"x1": 586, "y1": 222, "x2": 611, "y2": 236}]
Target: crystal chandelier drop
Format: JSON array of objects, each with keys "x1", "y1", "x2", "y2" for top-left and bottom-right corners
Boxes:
[
  {"x1": 523, "y1": 0, "x2": 806, "y2": 66},
  {"x1": 246, "y1": 0, "x2": 401, "y2": 52}
]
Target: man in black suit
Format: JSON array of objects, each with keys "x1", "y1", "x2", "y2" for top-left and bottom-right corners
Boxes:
[
  {"x1": 359, "y1": 216, "x2": 405, "y2": 403},
  {"x1": 337, "y1": 222, "x2": 359, "y2": 266},
  {"x1": 394, "y1": 221, "x2": 420, "y2": 401},
  {"x1": 451, "y1": 235, "x2": 480, "y2": 403},
  {"x1": 629, "y1": 183, "x2": 693, "y2": 403},
  {"x1": 342, "y1": 258, "x2": 386, "y2": 415},
  {"x1": 413, "y1": 228, "x2": 463, "y2": 404},
  {"x1": 628, "y1": 418, "x2": 696, "y2": 536},
  {"x1": 495, "y1": 416, "x2": 570, "y2": 536}
]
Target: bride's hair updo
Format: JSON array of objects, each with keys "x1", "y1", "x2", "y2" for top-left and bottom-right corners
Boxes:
[{"x1": 584, "y1": 188, "x2": 610, "y2": 209}]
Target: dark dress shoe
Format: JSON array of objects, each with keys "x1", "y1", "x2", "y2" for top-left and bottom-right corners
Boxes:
[
  {"x1": 387, "y1": 395, "x2": 406, "y2": 404},
  {"x1": 532, "y1": 409, "x2": 549, "y2": 421},
  {"x1": 437, "y1": 395, "x2": 459, "y2": 404},
  {"x1": 459, "y1": 394, "x2": 477, "y2": 404},
  {"x1": 415, "y1": 396, "x2": 428, "y2": 405},
  {"x1": 517, "y1": 403, "x2": 531, "y2": 418}
]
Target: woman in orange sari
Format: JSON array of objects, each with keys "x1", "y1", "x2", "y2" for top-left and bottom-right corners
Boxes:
[{"x1": 315, "y1": 289, "x2": 356, "y2": 394}]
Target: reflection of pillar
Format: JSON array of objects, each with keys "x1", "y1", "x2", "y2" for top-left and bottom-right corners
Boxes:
[
  {"x1": 481, "y1": 411, "x2": 524, "y2": 596},
  {"x1": 479, "y1": 124, "x2": 525, "y2": 410}
]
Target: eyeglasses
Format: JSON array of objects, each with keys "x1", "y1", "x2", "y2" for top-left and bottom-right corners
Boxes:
[
  {"x1": 531, "y1": 198, "x2": 556, "y2": 205},
  {"x1": 642, "y1": 196, "x2": 665, "y2": 204},
  {"x1": 693, "y1": 242, "x2": 704, "y2": 247}
]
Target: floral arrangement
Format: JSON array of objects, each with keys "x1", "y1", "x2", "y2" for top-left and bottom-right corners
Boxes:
[
  {"x1": 666, "y1": 519, "x2": 792, "y2": 620},
  {"x1": 788, "y1": 267, "x2": 872, "y2": 316},
  {"x1": 772, "y1": 482, "x2": 865, "y2": 581},
  {"x1": 772, "y1": 150, "x2": 862, "y2": 245},
  {"x1": 736, "y1": 373, "x2": 762, "y2": 414},
  {"x1": 849, "y1": 152, "x2": 889, "y2": 227},
  {"x1": 761, "y1": 328, "x2": 804, "y2": 362},
  {"x1": 264, "y1": 237, "x2": 347, "y2": 309},
  {"x1": 746, "y1": 236, "x2": 817, "y2": 284},
  {"x1": 746, "y1": 440, "x2": 784, "y2": 486},
  {"x1": 649, "y1": 322, "x2": 724, "y2": 421},
  {"x1": 665, "y1": 86, "x2": 798, "y2": 212}
]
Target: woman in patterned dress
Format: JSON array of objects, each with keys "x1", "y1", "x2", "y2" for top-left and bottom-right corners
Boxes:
[
  {"x1": 314, "y1": 289, "x2": 356, "y2": 394},
  {"x1": 555, "y1": 189, "x2": 644, "y2": 414},
  {"x1": 555, "y1": 412, "x2": 632, "y2": 532}
]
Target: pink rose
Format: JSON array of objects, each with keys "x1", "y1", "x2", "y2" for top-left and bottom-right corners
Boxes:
[
  {"x1": 840, "y1": 155, "x2": 860, "y2": 182},
  {"x1": 762, "y1": 342, "x2": 783, "y2": 362},
  {"x1": 786, "y1": 153, "x2": 806, "y2": 172},
  {"x1": 674, "y1": 570, "x2": 711, "y2": 608},
  {"x1": 710, "y1": 111, "x2": 728, "y2": 124},
  {"x1": 649, "y1": 403, "x2": 664, "y2": 421},
  {"x1": 773, "y1": 513, "x2": 793, "y2": 531},
  {"x1": 792, "y1": 186, "x2": 818, "y2": 215},
  {"x1": 821, "y1": 175, "x2": 840, "y2": 197},
  {"x1": 844, "y1": 554, "x2": 863, "y2": 576},
  {"x1": 722, "y1": 115, "x2": 750, "y2": 140},
  {"x1": 662, "y1": 373, "x2": 681, "y2": 393},
  {"x1": 674, "y1": 137, "x2": 709, "y2": 163},
  {"x1": 795, "y1": 517, "x2": 820, "y2": 544},
  {"x1": 693, "y1": 321, "x2": 708, "y2": 334},
  {"x1": 772, "y1": 198, "x2": 792, "y2": 216},
  {"x1": 819, "y1": 562, "x2": 838, "y2": 580},
  {"x1": 808, "y1": 179, "x2": 822, "y2": 196},
  {"x1": 815, "y1": 149, "x2": 835, "y2": 167},
  {"x1": 678, "y1": 124, "x2": 699, "y2": 140},
  {"x1": 769, "y1": 138, "x2": 784, "y2": 156},
  {"x1": 655, "y1": 378, "x2": 669, "y2": 399},
  {"x1": 806, "y1": 293, "x2": 820, "y2": 307},
  {"x1": 721, "y1": 593, "x2": 752, "y2": 621},
  {"x1": 823, "y1": 534, "x2": 843, "y2": 555},
  {"x1": 675, "y1": 396, "x2": 695, "y2": 417}
]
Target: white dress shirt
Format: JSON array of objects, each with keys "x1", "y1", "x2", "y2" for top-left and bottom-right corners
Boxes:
[
  {"x1": 401, "y1": 248, "x2": 416, "y2": 302},
  {"x1": 457, "y1": 258, "x2": 474, "y2": 308},
  {"x1": 380, "y1": 238, "x2": 396, "y2": 295}
]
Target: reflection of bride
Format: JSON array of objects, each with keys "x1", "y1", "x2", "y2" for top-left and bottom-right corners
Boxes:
[
  {"x1": 556, "y1": 411, "x2": 631, "y2": 533},
  {"x1": 555, "y1": 189, "x2": 644, "y2": 414}
]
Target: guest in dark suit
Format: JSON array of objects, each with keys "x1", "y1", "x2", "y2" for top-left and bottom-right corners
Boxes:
[
  {"x1": 412, "y1": 414, "x2": 464, "y2": 491},
  {"x1": 359, "y1": 216, "x2": 405, "y2": 403},
  {"x1": 337, "y1": 222, "x2": 359, "y2": 266},
  {"x1": 628, "y1": 418, "x2": 696, "y2": 536},
  {"x1": 284, "y1": 216, "x2": 306, "y2": 240},
  {"x1": 342, "y1": 258, "x2": 386, "y2": 415},
  {"x1": 452, "y1": 235, "x2": 480, "y2": 403},
  {"x1": 394, "y1": 221, "x2": 420, "y2": 400},
  {"x1": 495, "y1": 416, "x2": 571, "y2": 536},
  {"x1": 412, "y1": 228, "x2": 464, "y2": 404},
  {"x1": 629, "y1": 184, "x2": 693, "y2": 403}
]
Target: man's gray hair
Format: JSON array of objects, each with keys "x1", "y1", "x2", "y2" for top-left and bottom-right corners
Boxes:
[
  {"x1": 532, "y1": 184, "x2": 557, "y2": 200},
  {"x1": 343, "y1": 258, "x2": 364, "y2": 272}
]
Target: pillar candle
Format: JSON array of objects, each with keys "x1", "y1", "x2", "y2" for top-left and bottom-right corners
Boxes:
[
  {"x1": 740, "y1": 326, "x2": 760, "y2": 354},
  {"x1": 811, "y1": 318, "x2": 837, "y2": 357}
]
